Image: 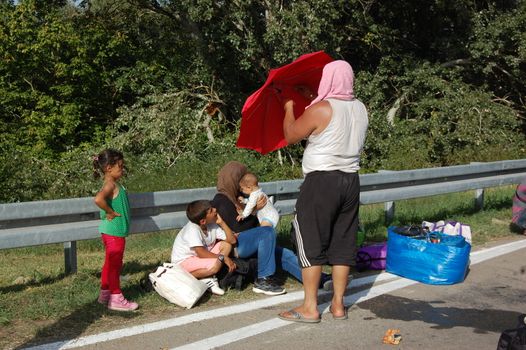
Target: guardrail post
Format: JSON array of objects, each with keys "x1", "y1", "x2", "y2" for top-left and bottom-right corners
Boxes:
[
  {"x1": 474, "y1": 189, "x2": 484, "y2": 211},
  {"x1": 385, "y1": 201, "x2": 395, "y2": 225},
  {"x1": 64, "y1": 241, "x2": 77, "y2": 274}
]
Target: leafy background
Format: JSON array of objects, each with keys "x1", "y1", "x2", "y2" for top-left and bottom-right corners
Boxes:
[{"x1": 1, "y1": 0, "x2": 525, "y2": 202}]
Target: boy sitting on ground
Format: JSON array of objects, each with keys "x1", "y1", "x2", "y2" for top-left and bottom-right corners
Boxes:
[{"x1": 171, "y1": 200, "x2": 237, "y2": 295}]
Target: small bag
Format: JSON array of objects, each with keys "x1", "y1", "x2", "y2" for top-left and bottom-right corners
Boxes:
[
  {"x1": 149, "y1": 263, "x2": 208, "y2": 309},
  {"x1": 422, "y1": 220, "x2": 472, "y2": 244},
  {"x1": 497, "y1": 314, "x2": 526, "y2": 350},
  {"x1": 356, "y1": 243, "x2": 387, "y2": 271}
]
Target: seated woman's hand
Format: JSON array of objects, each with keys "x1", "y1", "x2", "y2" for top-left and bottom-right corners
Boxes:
[
  {"x1": 255, "y1": 194, "x2": 267, "y2": 211},
  {"x1": 236, "y1": 214, "x2": 243, "y2": 222}
]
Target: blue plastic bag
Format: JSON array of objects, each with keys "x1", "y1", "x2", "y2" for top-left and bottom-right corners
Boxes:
[{"x1": 386, "y1": 227, "x2": 471, "y2": 285}]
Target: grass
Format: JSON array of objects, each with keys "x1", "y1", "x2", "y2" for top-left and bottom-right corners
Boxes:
[{"x1": 0, "y1": 185, "x2": 520, "y2": 349}]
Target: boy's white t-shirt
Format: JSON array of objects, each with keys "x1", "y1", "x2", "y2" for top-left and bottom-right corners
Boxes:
[{"x1": 171, "y1": 221, "x2": 226, "y2": 264}]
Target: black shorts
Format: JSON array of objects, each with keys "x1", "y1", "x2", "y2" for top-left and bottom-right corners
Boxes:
[{"x1": 292, "y1": 171, "x2": 360, "y2": 267}]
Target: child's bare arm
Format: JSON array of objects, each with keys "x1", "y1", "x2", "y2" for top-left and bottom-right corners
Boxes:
[
  {"x1": 193, "y1": 246, "x2": 234, "y2": 274},
  {"x1": 94, "y1": 181, "x2": 120, "y2": 221},
  {"x1": 216, "y1": 214, "x2": 237, "y2": 244},
  {"x1": 193, "y1": 246, "x2": 219, "y2": 259}
]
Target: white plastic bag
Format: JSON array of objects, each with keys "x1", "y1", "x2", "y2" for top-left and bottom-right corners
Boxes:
[
  {"x1": 149, "y1": 263, "x2": 207, "y2": 309},
  {"x1": 422, "y1": 220, "x2": 472, "y2": 244}
]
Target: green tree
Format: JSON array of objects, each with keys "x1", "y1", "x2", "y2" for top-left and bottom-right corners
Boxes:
[
  {"x1": 0, "y1": 0, "x2": 131, "y2": 155},
  {"x1": 467, "y1": 1, "x2": 526, "y2": 126},
  {"x1": 1, "y1": 0, "x2": 525, "y2": 202}
]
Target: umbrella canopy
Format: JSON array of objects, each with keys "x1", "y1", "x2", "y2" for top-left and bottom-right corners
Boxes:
[{"x1": 236, "y1": 51, "x2": 334, "y2": 155}]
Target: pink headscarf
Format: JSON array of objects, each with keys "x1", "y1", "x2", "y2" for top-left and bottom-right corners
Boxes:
[{"x1": 308, "y1": 60, "x2": 354, "y2": 108}]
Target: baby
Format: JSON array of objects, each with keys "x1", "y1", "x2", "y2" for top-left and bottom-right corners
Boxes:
[{"x1": 236, "y1": 172, "x2": 279, "y2": 228}]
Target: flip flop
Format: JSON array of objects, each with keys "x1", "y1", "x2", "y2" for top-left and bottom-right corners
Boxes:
[
  {"x1": 329, "y1": 304, "x2": 348, "y2": 320},
  {"x1": 278, "y1": 309, "x2": 321, "y2": 323},
  {"x1": 322, "y1": 274, "x2": 354, "y2": 291}
]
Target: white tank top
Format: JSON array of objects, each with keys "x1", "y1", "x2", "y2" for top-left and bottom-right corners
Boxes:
[{"x1": 302, "y1": 98, "x2": 369, "y2": 176}]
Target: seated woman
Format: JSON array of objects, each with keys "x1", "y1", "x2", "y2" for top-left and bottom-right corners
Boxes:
[
  {"x1": 211, "y1": 161, "x2": 331, "y2": 292},
  {"x1": 512, "y1": 178, "x2": 526, "y2": 235}
]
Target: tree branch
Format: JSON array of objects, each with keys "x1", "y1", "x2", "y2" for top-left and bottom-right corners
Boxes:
[
  {"x1": 440, "y1": 58, "x2": 471, "y2": 68},
  {"x1": 387, "y1": 96, "x2": 403, "y2": 126}
]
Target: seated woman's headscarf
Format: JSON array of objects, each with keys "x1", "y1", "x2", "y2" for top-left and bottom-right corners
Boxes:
[
  {"x1": 217, "y1": 161, "x2": 247, "y2": 208},
  {"x1": 307, "y1": 60, "x2": 354, "y2": 108}
]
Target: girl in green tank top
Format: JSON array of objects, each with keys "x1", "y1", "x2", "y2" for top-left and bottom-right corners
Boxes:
[
  {"x1": 98, "y1": 182, "x2": 130, "y2": 237},
  {"x1": 93, "y1": 149, "x2": 138, "y2": 311}
]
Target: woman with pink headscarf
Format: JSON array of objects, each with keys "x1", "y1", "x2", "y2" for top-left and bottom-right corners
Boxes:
[{"x1": 278, "y1": 60, "x2": 369, "y2": 323}]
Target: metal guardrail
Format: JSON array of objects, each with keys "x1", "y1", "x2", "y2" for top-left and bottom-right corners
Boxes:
[{"x1": 1, "y1": 159, "x2": 525, "y2": 273}]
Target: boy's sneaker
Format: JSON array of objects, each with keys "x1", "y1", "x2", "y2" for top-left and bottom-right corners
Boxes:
[
  {"x1": 253, "y1": 277, "x2": 286, "y2": 296},
  {"x1": 107, "y1": 293, "x2": 139, "y2": 311},
  {"x1": 323, "y1": 274, "x2": 354, "y2": 291},
  {"x1": 201, "y1": 277, "x2": 225, "y2": 295},
  {"x1": 97, "y1": 289, "x2": 111, "y2": 305}
]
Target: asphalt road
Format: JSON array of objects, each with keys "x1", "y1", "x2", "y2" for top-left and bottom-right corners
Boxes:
[{"x1": 28, "y1": 237, "x2": 526, "y2": 350}]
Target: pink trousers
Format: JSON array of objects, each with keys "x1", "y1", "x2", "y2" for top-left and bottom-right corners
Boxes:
[{"x1": 101, "y1": 234, "x2": 126, "y2": 294}]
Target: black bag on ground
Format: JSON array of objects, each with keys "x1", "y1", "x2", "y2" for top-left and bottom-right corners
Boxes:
[
  {"x1": 217, "y1": 257, "x2": 258, "y2": 291},
  {"x1": 391, "y1": 225, "x2": 425, "y2": 237},
  {"x1": 497, "y1": 314, "x2": 526, "y2": 350}
]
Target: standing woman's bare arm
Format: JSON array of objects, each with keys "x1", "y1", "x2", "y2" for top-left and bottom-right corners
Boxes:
[{"x1": 282, "y1": 100, "x2": 332, "y2": 145}]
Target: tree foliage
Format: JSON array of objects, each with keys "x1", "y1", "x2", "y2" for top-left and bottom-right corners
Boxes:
[
  {"x1": 467, "y1": 1, "x2": 526, "y2": 119},
  {"x1": 0, "y1": 0, "x2": 525, "y2": 202},
  {"x1": 0, "y1": 0, "x2": 130, "y2": 155}
]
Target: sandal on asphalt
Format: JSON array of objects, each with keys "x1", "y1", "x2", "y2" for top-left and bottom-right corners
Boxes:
[
  {"x1": 278, "y1": 309, "x2": 321, "y2": 323},
  {"x1": 323, "y1": 274, "x2": 353, "y2": 291},
  {"x1": 329, "y1": 304, "x2": 348, "y2": 320}
]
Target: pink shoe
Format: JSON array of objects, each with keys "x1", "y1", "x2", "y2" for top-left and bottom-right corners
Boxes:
[
  {"x1": 97, "y1": 289, "x2": 111, "y2": 305},
  {"x1": 108, "y1": 293, "x2": 138, "y2": 311}
]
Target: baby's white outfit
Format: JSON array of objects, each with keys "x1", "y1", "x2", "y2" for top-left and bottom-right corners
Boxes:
[{"x1": 239, "y1": 189, "x2": 279, "y2": 228}]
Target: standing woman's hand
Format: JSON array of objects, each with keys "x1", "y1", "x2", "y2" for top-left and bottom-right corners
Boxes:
[
  {"x1": 295, "y1": 84, "x2": 316, "y2": 101},
  {"x1": 283, "y1": 99, "x2": 295, "y2": 112}
]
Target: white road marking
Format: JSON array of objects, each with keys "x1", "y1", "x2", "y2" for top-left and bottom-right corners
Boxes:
[
  {"x1": 170, "y1": 278, "x2": 419, "y2": 350},
  {"x1": 26, "y1": 238, "x2": 526, "y2": 350},
  {"x1": 171, "y1": 319, "x2": 291, "y2": 350}
]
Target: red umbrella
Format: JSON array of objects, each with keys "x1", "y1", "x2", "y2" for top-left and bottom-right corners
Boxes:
[{"x1": 236, "y1": 51, "x2": 334, "y2": 155}]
